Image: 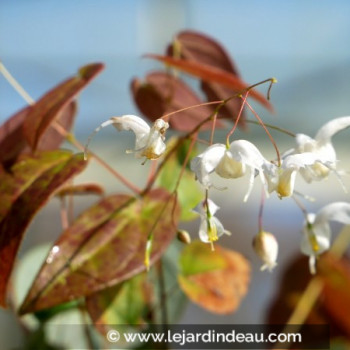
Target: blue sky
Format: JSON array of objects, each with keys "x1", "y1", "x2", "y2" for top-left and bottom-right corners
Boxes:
[{"x1": 1, "y1": 0, "x2": 350, "y2": 135}]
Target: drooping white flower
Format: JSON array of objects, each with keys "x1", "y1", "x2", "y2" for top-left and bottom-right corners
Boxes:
[
  {"x1": 300, "y1": 202, "x2": 350, "y2": 274},
  {"x1": 252, "y1": 231, "x2": 278, "y2": 272},
  {"x1": 287, "y1": 116, "x2": 350, "y2": 183},
  {"x1": 84, "y1": 115, "x2": 169, "y2": 160},
  {"x1": 264, "y1": 152, "x2": 328, "y2": 198},
  {"x1": 190, "y1": 140, "x2": 270, "y2": 201},
  {"x1": 194, "y1": 199, "x2": 230, "y2": 245}
]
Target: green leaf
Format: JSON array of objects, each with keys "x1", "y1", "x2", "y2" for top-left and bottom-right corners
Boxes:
[
  {"x1": 19, "y1": 189, "x2": 180, "y2": 314},
  {"x1": 86, "y1": 273, "x2": 150, "y2": 334},
  {"x1": 156, "y1": 138, "x2": 202, "y2": 221},
  {"x1": 0, "y1": 150, "x2": 87, "y2": 307},
  {"x1": 178, "y1": 240, "x2": 250, "y2": 314},
  {"x1": 179, "y1": 240, "x2": 227, "y2": 276}
]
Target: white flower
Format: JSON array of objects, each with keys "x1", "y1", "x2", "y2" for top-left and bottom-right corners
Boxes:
[
  {"x1": 84, "y1": 115, "x2": 169, "y2": 160},
  {"x1": 253, "y1": 231, "x2": 278, "y2": 272},
  {"x1": 265, "y1": 152, "x2": 327, "y2": 198},
  {"x1": 300, "y1": 202, "x2": 350, "y2": 274},
  {"x1": 287, "y1": 116, "x2": 350, "y2": 183},
  {"x1": 194, "y1": 199, "x2": 230, "y2": 245},
  {"x1": 190, "y1": 140, "x2": 270, "y2": 201}
]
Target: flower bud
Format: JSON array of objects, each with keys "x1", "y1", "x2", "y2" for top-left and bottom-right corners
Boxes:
[
  {"x1": 253, "y1": 231, "x2": 278, "y2": 272},
  {"x1": 177, "y1": 230, "x2": 191, "y2": 244}
]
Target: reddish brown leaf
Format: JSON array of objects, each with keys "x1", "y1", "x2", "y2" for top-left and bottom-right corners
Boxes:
[
  {"x1": 23, "y1": 63, "x2": 104, "y2": 150},
  {"x1": 0, "y1": 107, "x2": 29, "y2": 167},
  {"x1": 36, "y1": 101, "x2": 77, "y2": 151},
  {"x1": 131, "y1": 72, "x2": 223, "y2": 131},
  {"x1": 56, "y1": 183, "x2": 104, "y2": 197},
  {"x1": 319, "y1": 254, "x2": 350, "y2": 336},
  {"x1": 178, "y1": 241, "x2": 250, "y2": 314},
  {"x1": 167, "y1": 31, "x2": 246, "y2": 127},
  {"x1": 266, "y1": 254, "x2": 350, "y2": 340},
  {"x1": 19, "y1": 189, "x2": 179, "y2": 314},
  {"x1": 167, "y1": 31, "x2": 238, "y2": 72},
  {"x1": 147, "y1": 54, "x2": 273, "y2": 111},
  {"x1": 0, "y1": 101, "x2": 77, "y2": 169},
  {"x1": 0, "y1": 151, "x2": 87, "y2": 307}
]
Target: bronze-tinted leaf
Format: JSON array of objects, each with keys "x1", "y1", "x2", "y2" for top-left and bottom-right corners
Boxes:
[
  {"x1": 319, "y1": 254, "x2": 350, "y2": 336},
  {"x1": 0, "y1": 100, "x2": 77, "y2": 169},
  {"x1": 266, "y1": 254, "x2": 350, "y2": 340},
  {"x1": 0, "y1": 107, "x2": 28, "y2": 167},
  {"x1": 36, "y1": 100, "x2": 77, "y2": 151},
  {"x1": 131, "y1": 72, "x2": 223, "y2": 131},
  {"x1": 86, "y1": 273, "x2": 151, "y2": 334},
  {"x1": 146, "y1": 54, "x2": 273, "y2": 111},
  {"x1": 167, "y1": 30, "x2": 239, "y2": 72},
  {"x1": 56, "y1": 183, "x2": 104, "y2": 197},
  {"x1": 23, "y1": 63, "x2": 104, "y2": 150},
  {"x1": 167, "y1": 31, "x2": 246, "y2": 127},
  {"x1": 19, "y1": 189, "x2": 179, "y2": 314},
  {"x1": 178, "y1": 240, "x2": 250, "y2": 314},
  {"x1": 0, "y1": 151, "x2": 87, "y2": 307}
]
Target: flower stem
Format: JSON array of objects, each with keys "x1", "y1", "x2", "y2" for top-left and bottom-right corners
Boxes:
[
  {"x1": 226, "y1": 91, "x2": 249, "y2": 147},
  {"x1": 244, "y1": 99, "x2": 281, "y2": 166},
  {"x1": 245, "y1": 119, "x2": 295, "y2": 137},
  {"x1": 0, "y1": 61, "x2": 35, "y2": 105}
]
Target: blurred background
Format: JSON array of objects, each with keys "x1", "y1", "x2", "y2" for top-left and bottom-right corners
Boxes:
[{"x1": 1, "y1": 0, "x2": 350, "y2": 348}]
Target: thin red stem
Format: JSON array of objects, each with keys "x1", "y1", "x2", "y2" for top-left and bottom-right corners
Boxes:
[
  {"x1": 244, "y1": 100, "x2": 281, "y2": 166},
  {"x1": 226, "y1": 91, "x2": 249, "y2": 146}
]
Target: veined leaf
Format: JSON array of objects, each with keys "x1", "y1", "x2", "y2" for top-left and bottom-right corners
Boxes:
[
  {"x1": 178, "y1": 240, "x2": 250, "y2": 314},
  {"x1": 146, "y1": 54, "x2": 273, "y2": 111},
  {"x1": 23, "y1": 63, "x2": 104, "y2": 151},
  {"x1": 0, "y1": 150, "x2": 87, "y2": 307},
  {"x1": 131, "y1": 72, "x2": 223, "y2": 132},
  {"x1": 0, "y1": 101, "x2": 76, "y2": 168},
  {"x1": 56, "y1": 183, "x2": 104, "y2": 197},
  {"x1": 167, "y1": 30, "x2": 247, "y2": 128},
  {"x1": 86, "y1": 273, "x2": 151, "y2": 334},
  {"x1": 19, "y1": 189, "x2": 179, "y2": 314}
]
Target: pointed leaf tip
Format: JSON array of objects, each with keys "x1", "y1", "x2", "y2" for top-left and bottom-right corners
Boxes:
[{"x1": 19, "y1": 189, "x2": 179, "y2": 314}]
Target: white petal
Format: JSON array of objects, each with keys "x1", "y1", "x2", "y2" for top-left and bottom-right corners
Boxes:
[
  {"x1": 314, "y1": 202, "x2": 350, "y2": 227},
  {"x1": 111, "y1": 115, "x2": 150, "y2": 147},
  {"x1": 243, "y1": 167, "x2": 255, "y2": 202},
  {"x1": 262, "y1": 162, "x2": 279, "y2": 193},
  {"x1": 282, "y1": 152, "x2": 321, "y2": 169},
  {"x1": 315, "y1": 116, "x2": 350, "y2": 144},
  {"x1": 300, "y1": 222, "x2": 331, "y2": 256},
  {"x1": 136, "y1": 119, "x2": 169, "y2": 159},
  {"x1": 206, "y1": 198, "x2": 220, "y2": 216},
  {"x1": 277, "y1": 167, "x2": 297, "y2": 197},
  {"x1": 198, "y1": 217, "x2": 210, "y2": 243},
  {"x1": 295, "y1": 133, "x2": 317, "y2": 153},
  {"x1": 229, "y1": 140, "x2": 266, "y2": 170},
  {"x1": 211, "y1": 216, "x2": 226, "y2": 238},
  {"x1": 193, "y1": 198, "x2": 220, "y2": 217},
  {"x1": 190, "y1": 144, "x2": 226, "y2": 188},
  {"x1": 215, "y1": 151, "x2": 246, "y2": 179}
]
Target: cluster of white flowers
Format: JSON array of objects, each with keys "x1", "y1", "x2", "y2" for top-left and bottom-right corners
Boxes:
[
  {"x1": 190, "y1": 116, "x2": 350, "y2": 273},
  {"x1": 87, "y1": 114, "x2": 350, "y2": 274}
]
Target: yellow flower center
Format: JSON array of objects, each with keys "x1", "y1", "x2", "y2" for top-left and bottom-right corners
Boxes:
[{"x1": 207, "y1": 218, "x2": 218, "y2": 243}]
